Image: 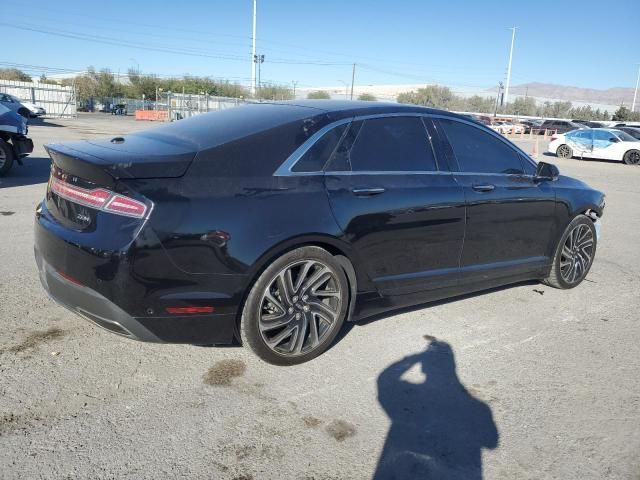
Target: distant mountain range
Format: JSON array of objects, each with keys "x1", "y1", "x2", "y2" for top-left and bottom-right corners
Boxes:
[{"x1": 495, "y1": 82, "x2": 635, "y2": 106}]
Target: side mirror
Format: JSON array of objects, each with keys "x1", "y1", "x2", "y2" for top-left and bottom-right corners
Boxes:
[
  {"x1": 535, "y1": 161, "x2": 560, "y2": 181},
  {"x1": 609, "y1": 137, "x2": 619, "y2": 143}
]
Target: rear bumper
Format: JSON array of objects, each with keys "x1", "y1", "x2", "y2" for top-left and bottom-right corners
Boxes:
[
  {"x1": 35, "y1": 249, "x2": 237, "y2": 344},
  {"x1": 13, "y1": 135, "x2": 33, "y2": 157}
]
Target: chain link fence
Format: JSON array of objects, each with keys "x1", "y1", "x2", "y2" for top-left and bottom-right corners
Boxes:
[{"x1": 88, "y1": 93, "x2": 247, "y2": 120}]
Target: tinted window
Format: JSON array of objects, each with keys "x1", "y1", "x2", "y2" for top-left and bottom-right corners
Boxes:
[
  {"x1": 347, "y1": 116, "x2": 437, "y2": 172},
  {"x1": 326, "y1": 121, "x2": 363, "y2": 171},
  {"x1": 292, "y1": 123, "x2": 347, "y2": 172},
  {"x1": 439, "y1": 119, "x2": 524, "y2": 174}
]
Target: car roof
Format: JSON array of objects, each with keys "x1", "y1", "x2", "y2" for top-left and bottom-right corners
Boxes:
[{"x1": 132, "y1": 100, "x2": 467, "y2": 151}]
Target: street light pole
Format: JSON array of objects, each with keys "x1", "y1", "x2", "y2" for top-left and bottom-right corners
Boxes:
[
  {"x1": 251, "y1": 0, "x2": 257, "y2": 96},
  {"x1": 632, "y1": 64, "x2": 640, "y2": 112},
  {"x1": 504, "y1": 27, "x2": 516, "y2": 106},
  {"x1": 254, "y1": 54, "x2": 265, "y2": 98},
  {"x1": 292, "y1": 80, "x2": 298, "y2": 98}
]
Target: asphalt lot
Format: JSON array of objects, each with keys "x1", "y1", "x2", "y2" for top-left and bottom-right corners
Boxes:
[{"x1": 1, "y1": 113, "x2": 639, "y2": 479}]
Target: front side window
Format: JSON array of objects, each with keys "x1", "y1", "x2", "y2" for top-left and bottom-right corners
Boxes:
[
  {"x1": 345, "y1": 116, "x2": 437, "y2": 172},
  {"x1": 439, "y1": 119, "x2": 524, "y2": 175}
]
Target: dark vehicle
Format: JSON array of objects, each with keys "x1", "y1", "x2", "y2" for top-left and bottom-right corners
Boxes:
[
  {"x1": 538, "y1": 119, "x2": 585, "y2": 134},
  {"x1": 616, "y1": 126, "x2": 640, "y2": 140},
  {"x1": 34, "y1": 101, "x2": 605, "y2": 365},
  {"x1": 520, "y1": 119, "x2": 543, "y2": 133},
  {"x1": 0, "y1": 104, "x2": 34, "y2": 176},
  {"x1": 572, "y1": 120, "x2": 606, "y2": 128}
]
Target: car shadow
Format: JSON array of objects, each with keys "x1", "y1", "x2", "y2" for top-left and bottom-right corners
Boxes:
[
  {"x1": 373, "y1": 337, "x2": 499, "y2": 479},
  {"x1": 28, "y1": 118, "x2": 65, "y2": 128},
  {"x1": 0, "y1": 155, "x2": 51, "y2": 188},
  {"x1": 333, "y1": 280, "x2": 539, "y2": 346}
]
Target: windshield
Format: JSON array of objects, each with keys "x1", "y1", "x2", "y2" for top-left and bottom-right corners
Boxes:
[{"x1": 613, "y1": 130, "x2": 637, "y2": 142}]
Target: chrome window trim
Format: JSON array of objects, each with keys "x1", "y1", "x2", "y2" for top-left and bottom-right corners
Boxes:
[
  {"x1": 273, "y1": 111, "x2": 538, "y2": 177},
  {"x1": 273, "y1": 117, "x2": 353, "y2": 176}
]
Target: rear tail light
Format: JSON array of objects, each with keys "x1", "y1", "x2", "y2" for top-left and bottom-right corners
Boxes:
[
  {"x1": 104, "y1": 195, "x2": 147, "y2": 218},
  {"x1": 50, "y1": 176, "x2": 148, "y2": 219}
]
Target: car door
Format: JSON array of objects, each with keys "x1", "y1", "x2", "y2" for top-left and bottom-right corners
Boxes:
[
  {"x1": 433, "y1": 117, "x2": 557, "y2": 285},
  {"x1": 565, "y1": 129, "x2": 593, "y2": 156},
  {"x1": 590, "y1": 129, "x2": 621, "y2": 160},
  {"x1": 323, "y1": 115, "x2": 466, "y2": 295}
]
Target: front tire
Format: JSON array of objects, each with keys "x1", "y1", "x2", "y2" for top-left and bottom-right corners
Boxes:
[
  {"x1": 544, "y1": 215, "x2": 597, "y2": 289},
  {"x1": 240, "y1": 246, "x2": 349, "y2": 365},
  {"x1": 556, "y1": 144, "x2": 573, "y2": 159},
  {"x1": 623, "y1": 149, "x2": 640, "y2": 165},
  {"x1": 0, "y1": 139, "x2": 15, "y2": 176}
]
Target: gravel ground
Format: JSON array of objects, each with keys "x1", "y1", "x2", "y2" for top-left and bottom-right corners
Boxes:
[{"x1": 0, "y1": 113, "x2": 639, "y2": 479}]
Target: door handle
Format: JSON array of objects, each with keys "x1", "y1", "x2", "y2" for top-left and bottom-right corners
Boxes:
[
  {"x1": 472, "y1": 183, "x2": 495, "y2": 192},
  {"x1": 351, "y1": 187, "x2": 386, "y2": 196}
]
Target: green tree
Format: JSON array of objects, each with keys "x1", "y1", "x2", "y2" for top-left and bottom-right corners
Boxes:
[
  {"x1": 397, "y1": 85, "x2": 454, "y2": 109},
  {"x1": 612, "y1": 106, "x2": 640, "y2": 122},
  {"x1": 38, "y1": 74, "x2": 60, "y2": 85},
  {"x1": 0, "y1": 68, "x2": 32, "y2": 82},
  {"x1": 307, "y1": 90, "x2": 331, "y2": 99},
  {"x1": 506, "y1": 96, "x2": 537, "y2": 116},
  {"x1": 358, "y1": 93, "x2": 377, "y2": 101},
  {"x1": 256, "y1": 83, "x2": 294, "y2": 100}
]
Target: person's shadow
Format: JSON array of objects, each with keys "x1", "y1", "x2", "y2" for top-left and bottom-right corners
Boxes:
[{"x1": 373, "y1": 337, "x2": 499, "y2": 480}]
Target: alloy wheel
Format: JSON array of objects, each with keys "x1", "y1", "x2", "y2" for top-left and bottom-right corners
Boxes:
[
  {"x1": 560, "y1": 223, "x2": 594, "y2": 284},
  {"x1": 625, "y1": 150, "x2": 640, "y2": 165},
  {"x1": 557, "y1": 145, "x2": 571, "y2": 158},
  {"x1": 258, "y1": 260, "x2": 343, "y2": 356}
]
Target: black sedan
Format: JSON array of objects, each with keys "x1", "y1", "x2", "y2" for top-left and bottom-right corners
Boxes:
[{"x1": 34, "y1": 101, "x2": 605, "y2": 365}]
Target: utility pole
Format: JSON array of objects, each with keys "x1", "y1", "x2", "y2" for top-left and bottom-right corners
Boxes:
[
  {"x1": 350, "y1": 63, "x2": 356, "y2": 100},
  {"x1": 504, "y1": 27, "x2": 516, "y2": 106},
  {"x1": 632, "y1": 64, "x2": 640, "y2": 112},
  {"x1": 251, "y1": 0, "x2": 257, "y2": 96},
  {"x1": 494, "y1": 81, "x2": 504, "y2": 117},
  {"x1": 292, "y1": 80, "x2": 298, "y2": 98}
]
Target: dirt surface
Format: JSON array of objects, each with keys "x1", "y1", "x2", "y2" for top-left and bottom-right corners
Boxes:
[{"x1": 0, "y1": 113, "x2": 639, "y2": 479}]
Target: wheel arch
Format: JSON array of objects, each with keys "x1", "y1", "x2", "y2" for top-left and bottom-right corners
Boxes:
[{"x1": 234, "y1": 234, "x2": 365, "y2": 338}]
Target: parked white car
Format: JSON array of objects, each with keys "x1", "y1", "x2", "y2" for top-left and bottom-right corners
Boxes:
[{"x1": 548, "y1": 128, "x2": 640, "y2": 165}]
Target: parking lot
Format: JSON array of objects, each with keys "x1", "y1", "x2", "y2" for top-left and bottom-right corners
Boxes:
[{"x1": 1, "y1": 113, "x2": 639, "y2": 479}]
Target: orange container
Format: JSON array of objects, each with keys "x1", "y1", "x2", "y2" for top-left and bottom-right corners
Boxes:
[{"x1": 135, "y1": 110, "x2": 168, "y2": 121}]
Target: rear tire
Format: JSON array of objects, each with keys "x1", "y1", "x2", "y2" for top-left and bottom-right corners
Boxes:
[
  {"x1": 556, "y1": 144, "x2": 573, "y2": 159},
  {"x1": 544, "y1": 215, "x2": 597, "y2": 289},
  {"x1": 623, "y1": 149, "x2": 640, "y2": 165},
  {"x1": 240, "y1": 246, "x2": 349, "y2": 365},
  {"x1": 0, "y1": 139, "x2": 15, "y2": 176}
]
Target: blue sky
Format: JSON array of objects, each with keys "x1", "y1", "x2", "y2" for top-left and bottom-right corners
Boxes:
[{"x1": 3, "y1": 0, "x2": 636, "y2": 91}]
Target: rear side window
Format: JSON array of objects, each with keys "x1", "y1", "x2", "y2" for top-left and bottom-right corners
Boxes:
[
  {"x1": 292, "y1": 123, "x2": 347, "y2": 172},
  {"x1": 346, "y1": 116, "x2": 437, "y2": 172},
  {"x1": 439, "y1": 119, "x2": 523, "y2": 174}
]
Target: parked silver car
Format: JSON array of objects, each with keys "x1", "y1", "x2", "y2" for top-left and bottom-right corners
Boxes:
[{"x1": 0, "y1": 93, "x2": 45, "y2": 118}]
